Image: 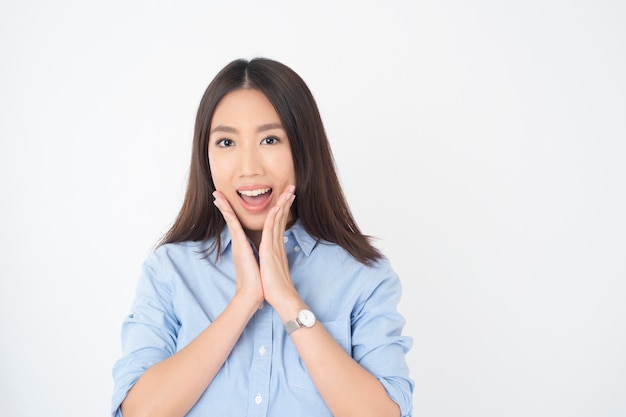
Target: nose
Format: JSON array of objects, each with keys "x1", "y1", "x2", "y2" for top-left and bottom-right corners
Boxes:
[{"x1": 237, "y1": 143, "x2": 264, "y2": 177}]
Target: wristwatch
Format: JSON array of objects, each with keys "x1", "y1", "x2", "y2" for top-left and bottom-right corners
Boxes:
[{"x1": 285, "y1": 309, "x2": 316, "y2": 335}]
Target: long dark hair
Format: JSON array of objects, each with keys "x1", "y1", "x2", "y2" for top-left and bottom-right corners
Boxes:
[{"x1": 160, "y1": 57, "x2": 382, "y2": 265}]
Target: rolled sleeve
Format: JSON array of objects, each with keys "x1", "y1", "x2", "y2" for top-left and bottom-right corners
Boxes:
[
  {"x1": 111, "y1": 251, "x2": 180, "y2": 417},
  {"x1": 351, "y1": 262, "x2": 414, "y2": 417}
]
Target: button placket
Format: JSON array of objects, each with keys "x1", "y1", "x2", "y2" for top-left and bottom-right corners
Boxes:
[{"x1": 247, "y1": 304, "x2": 273, "y2": 417}]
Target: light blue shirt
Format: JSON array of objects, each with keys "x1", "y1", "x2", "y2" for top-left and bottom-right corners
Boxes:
[{"x1": 112, "y1": 221, "x2": 414, "y2": 416}]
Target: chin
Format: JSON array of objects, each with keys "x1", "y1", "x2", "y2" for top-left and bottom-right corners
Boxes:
[{"x1": 240, "y1": 218, "x2": 266, "y2": 234}]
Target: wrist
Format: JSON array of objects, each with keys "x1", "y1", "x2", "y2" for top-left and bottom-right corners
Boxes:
[
  {"x1": 267, "y1": 291, "x2": 307, "y2": 323},
  {"x1": 285, "y1": 308, "x2": 317, "y2": 335},
  {"x1": 232, "y1": 289, "x2": 264, "y2": 317}
]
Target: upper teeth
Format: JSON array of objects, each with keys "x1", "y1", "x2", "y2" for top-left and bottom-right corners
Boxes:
[{"x1": 239, "y1": 188, "x2": 270, "y2": 197}]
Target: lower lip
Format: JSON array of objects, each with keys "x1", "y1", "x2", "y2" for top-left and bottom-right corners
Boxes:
[{"x1": 238, "y1": 192, "x2": 274, "y2": 213}]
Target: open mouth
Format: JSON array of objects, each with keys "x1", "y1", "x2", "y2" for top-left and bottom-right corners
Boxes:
[{"x1": 237, "y1": 187, "x2": 273, "y2": 207}]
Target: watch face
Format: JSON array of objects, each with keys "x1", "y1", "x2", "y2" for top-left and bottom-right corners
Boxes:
[{"x1": 298, "y1": 309, "x2": 316, "y2": 327}]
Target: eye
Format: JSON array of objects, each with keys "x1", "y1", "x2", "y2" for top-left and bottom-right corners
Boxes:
[
  {"x1": 261, "y1": 136, "x2": 279, "y2": 145},
  {"x1": 216, "y1": 138, "x2": 234, "y2": 147}
]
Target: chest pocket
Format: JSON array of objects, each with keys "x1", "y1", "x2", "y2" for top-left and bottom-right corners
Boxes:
[{"x1": 285, "y1": 319, "x2": 352, "y2": 391}]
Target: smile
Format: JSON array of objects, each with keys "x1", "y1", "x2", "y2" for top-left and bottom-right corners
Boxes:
[
  {"x1": 237, "y1": 187, "x2": 274, "y2": 212},
  {"x1": 238, "y1": 188, "x2": 271, "y2": 197}
]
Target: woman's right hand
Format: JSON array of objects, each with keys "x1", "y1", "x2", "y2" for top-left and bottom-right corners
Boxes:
[{"x1": 212, "y1": 191, "x2": 264, "y2": 308}]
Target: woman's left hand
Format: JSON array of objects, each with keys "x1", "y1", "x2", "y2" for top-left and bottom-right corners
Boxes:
[{"x1": 258, "y1": 185, "x2": 300, "y2": 309}]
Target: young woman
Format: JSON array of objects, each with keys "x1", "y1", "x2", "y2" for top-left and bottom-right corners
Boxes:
[{"x1": 111, "y1": 57, "x2": 414, "y2": 417}]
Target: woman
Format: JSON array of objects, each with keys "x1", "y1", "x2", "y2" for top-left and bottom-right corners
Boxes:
[{"x1": 111, "y1": 57, "x2": 413, "y2": 417}]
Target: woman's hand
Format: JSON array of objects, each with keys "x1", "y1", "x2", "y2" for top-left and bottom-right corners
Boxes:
[
  {"x1": 258, "y1": 185, "x2": 300, "y2": 309},
  {"x1": 213, "y1": 185, "x2": 301, "y2": 313},
  {"x1": 213, "y1": 191, "x2": 264, "y2": 307}
]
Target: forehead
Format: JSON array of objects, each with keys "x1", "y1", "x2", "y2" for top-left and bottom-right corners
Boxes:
[{"x1": 211, "y1": 89, "x2": 281, "y2": 126}]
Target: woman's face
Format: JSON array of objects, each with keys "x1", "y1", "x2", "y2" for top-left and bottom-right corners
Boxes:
[{"x1": 208, "y1": 88, "x2": 296, "y2": 239}]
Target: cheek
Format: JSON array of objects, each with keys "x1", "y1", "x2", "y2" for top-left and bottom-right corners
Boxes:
[
  {"x1": 208, "y1": 154, "x2": 227, "y2": 189},
  {"x1": 272, "y1": 150, "x2": 296, "y2": 183},
  {"x1": 284, "y1": 160, "x2": 297, "y2": 184}
]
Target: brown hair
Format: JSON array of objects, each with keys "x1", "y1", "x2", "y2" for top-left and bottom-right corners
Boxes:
[{"x1": 160, "y1": 57, "x2": 382, "y2": 265}]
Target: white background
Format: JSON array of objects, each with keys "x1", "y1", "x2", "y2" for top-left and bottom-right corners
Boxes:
[{"x1": 1, "y1": 1, "x2": 625, "y2": 416}]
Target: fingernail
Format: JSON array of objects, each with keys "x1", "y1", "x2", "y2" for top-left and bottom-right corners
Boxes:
[{"x1": 288, "y1": 185, "x2": 296, "y2": 194}]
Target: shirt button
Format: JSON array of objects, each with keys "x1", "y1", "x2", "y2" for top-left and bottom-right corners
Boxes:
[
  {"x1": 294, "y1": 246, "x2": 301, "y2": 252},
  {"x1": 259, "y1": 346, "x2": 266, "y2": 356},
  {"x1": 283, "y1": 236, "x2": 289, "y2": 243},
  {"x1": 255, "y1": 395, "x2": 263, "y2": 404}
]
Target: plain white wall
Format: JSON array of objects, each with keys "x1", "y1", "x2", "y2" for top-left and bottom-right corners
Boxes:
[{"x1": 1, "y1": 1, "x2": 625, "y2": 416}]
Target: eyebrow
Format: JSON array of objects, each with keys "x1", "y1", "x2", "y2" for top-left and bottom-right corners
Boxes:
[
  {"x1": 210, "y1": 123, "x2": 284, "y2": 135},
  {"x1": 257, "y1": 123, "x2": 283, "y2": 132}
]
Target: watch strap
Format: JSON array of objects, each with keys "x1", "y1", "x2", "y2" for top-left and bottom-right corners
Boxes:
[{"x1": 285, "y1": 319, "x2": 301, "y2": 335}]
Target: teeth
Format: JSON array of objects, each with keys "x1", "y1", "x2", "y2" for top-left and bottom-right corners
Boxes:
[{"x1": 239, "y1": 188, "x2": 271, "y2": 197}]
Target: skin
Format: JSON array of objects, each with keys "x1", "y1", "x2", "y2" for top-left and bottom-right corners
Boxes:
[
  {"x1": 120, "y1": 89, "x2": 400, "y2": 417},
  {"x1": 208, "y1": 88, "x2": 297, "y2": 250}
]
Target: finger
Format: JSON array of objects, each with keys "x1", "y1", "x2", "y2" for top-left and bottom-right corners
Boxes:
[
  {"x1": 212, "y1": 191, "x2": 234, "y2": 222},
  {"x1": 260, "y1": 185, "x2": 298, "y2": 255},
  {"x1": 213, "y1": 191, "x2": 246, "y2": 238},
  {"x1": 262, "y1": 204, "x2": 280, "y2": 249},
  {"x1": 261, "y1": 188, "x2": 287, "y2": 246},
  {"x1": 274, "y1": 186, "x2": 296, "y2": 237}
]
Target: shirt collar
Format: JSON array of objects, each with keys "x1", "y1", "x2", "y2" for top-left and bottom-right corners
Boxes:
[
  {"x1": 287, "y1": 219, "x2": 317, "y2": 256},
  {"x1": 218, "y1": 219, "x2": 317, "y2": 256}
]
